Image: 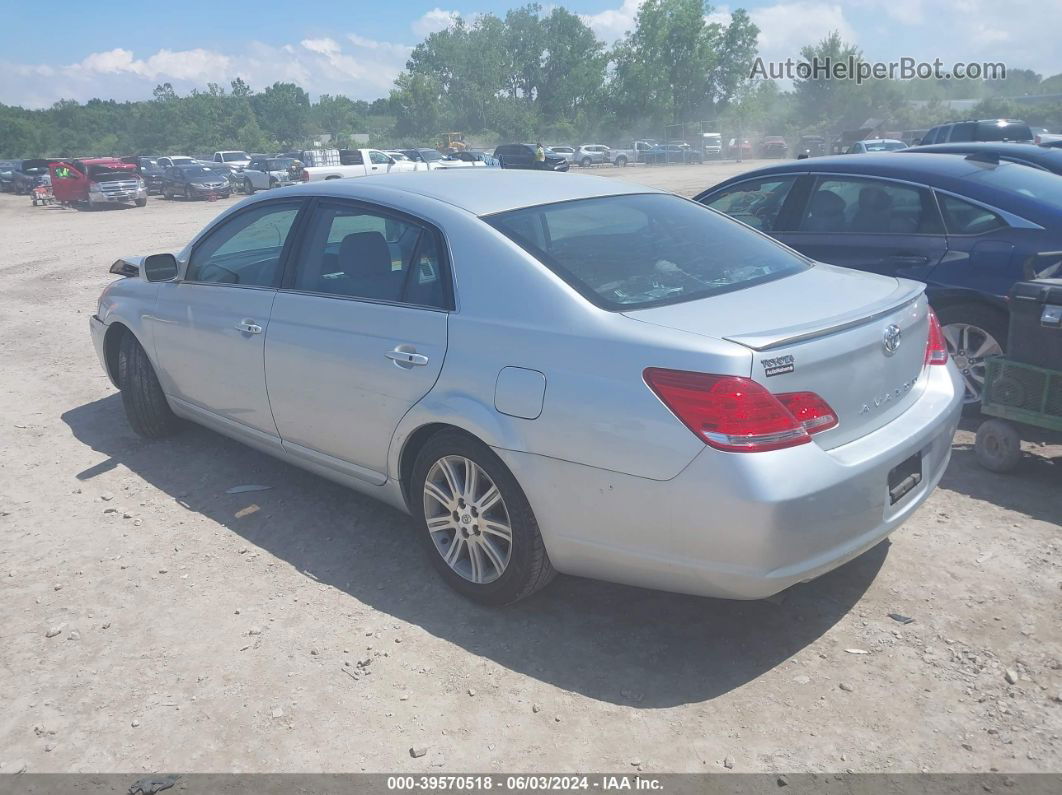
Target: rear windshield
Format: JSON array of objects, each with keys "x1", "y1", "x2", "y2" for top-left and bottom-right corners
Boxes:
[
  {"x1": 222, "y1": 151, "x2": 250, "y2": 161},
  {"x1": 418, "y1": 149, "x2": 443, "y2": 161},
  {"x1": 487, "y1": 193, "x2": 809, "y2": 310},
  {"x1": 977, "y1": 122, "x2": 1032, "y2": 142},
  {"x1": 964, "y1": 163, "x2": 1062, "y2": 211}
]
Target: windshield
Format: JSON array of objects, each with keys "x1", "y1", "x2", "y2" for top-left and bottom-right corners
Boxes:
[
  {"x1": 169, "y1": 157, "x2": 193, "y2": 165},
  {"x1": 488, "y1": 194, "x2": 810, "y2": 310},
  {"x1": 965, "y1": 163, "x2": 1062, "y2": 211},
  {"x1": 264, "y1": 158, "x2": 294, "y2": 170},
  {"x1": 418, "y1": 149, "x2": 442, "y2": 161},
  {"x1": 222, "y1": 151, "x2": 250, "y2": 161}
]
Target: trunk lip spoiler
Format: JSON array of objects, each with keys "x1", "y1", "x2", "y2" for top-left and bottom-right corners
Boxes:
[{"x1": 722, "y1": 281, "x2": 925, "y2": 351}]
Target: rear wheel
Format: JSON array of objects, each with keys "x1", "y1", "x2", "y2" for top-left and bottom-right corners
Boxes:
[
  {"x1": 412, "y1": 430, "x2": 555, "y2": 605},
  {"x1": 935, "y1": 303, "x2": 1007, "y2": 409},
  {"x1": 117, "y1": 333, "x2": 179, "y2": 438},
  {"x1": 581, "y1": 157, "x2": 592, "y2": 167},
  {"x1": 615, "y1": 156, "x2": 627, "y2": 167},
  {"x1": 243, "y1": 178, "x2": 255, "y2": 194},
  {"x1": 975, "y1": 419, "x2": 1022, "y2": 473}
]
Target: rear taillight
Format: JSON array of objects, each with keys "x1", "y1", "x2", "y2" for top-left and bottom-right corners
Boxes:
[
  {"x1": 643, "y1": 368, "x2": 837, "y2": 453},
  {"x1": 925, "y1": 309, "x2": 948, "y2": 366}
]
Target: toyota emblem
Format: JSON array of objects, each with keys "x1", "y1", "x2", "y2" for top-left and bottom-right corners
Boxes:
[{"x1": 883, "y1": 324, "x2": 902, "y2": 355}]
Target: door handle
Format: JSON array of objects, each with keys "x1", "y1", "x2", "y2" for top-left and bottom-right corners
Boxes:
[
  {"x1": 886, "y1": 254, "x2": 930, "y2": 266},
  {"x1": 235, "y1": 320, "x2": 262, "y2": 334},
  {"x1": 385, "y1": 349, "x2": 429, "y2": 367}
]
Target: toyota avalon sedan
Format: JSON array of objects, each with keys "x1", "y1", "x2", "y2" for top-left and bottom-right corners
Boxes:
[{"x1": 90, "y1": 171, "x2": 963, "y2": 605}]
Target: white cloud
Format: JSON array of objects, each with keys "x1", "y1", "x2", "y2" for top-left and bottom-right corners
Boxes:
[
  {"x1": 0, "y1": 37, "x2": 413, "y2": 108},
  {"x1": 749, "y1": 3, "x2": 858, "y2": 63},
  {"x1": 580, "y1": 0, "x2": 642, "y2": 43},
  {"x1": 412, "y1": 7, "x2": 461, "y2": 38}
]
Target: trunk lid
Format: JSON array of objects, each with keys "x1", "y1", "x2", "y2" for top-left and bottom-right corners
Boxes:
[{"x1": 624, "y1": 263, "x2": 930, "y2": 449}]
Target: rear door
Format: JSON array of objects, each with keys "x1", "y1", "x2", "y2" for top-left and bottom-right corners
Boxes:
[
  {"x1": 775, "y1": 174, "x2": 948, "y2": 281},
  {"x1": 264, "y1": 199, "x2": 450, "y2": 478},
  {"x1": 151, "y1": 200, "x2": 306, "y2": 436}
]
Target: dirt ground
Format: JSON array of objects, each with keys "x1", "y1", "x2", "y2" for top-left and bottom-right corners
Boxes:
[{"x1": 0, "y1": 162, "x2": 1059, "y2": 775}]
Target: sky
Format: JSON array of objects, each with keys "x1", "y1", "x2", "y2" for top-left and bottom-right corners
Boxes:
[{"x1": 1, "y1": 0, "x2": 1057, "y2": 108}]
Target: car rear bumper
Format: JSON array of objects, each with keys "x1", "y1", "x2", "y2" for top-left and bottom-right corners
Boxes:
[{"x1": 496, "y1": 362, "x2": 963, "y2": 599}]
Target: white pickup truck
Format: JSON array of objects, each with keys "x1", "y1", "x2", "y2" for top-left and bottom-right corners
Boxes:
[{"x1": 295, "y1": 148, "x2": 422, "y2": 182}]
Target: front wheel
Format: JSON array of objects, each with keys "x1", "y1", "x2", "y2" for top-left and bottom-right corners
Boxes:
[
  {"x1": 615, "y1": 156, "x2": 627, "y2": 167},
  {"x1": 117, "y1": 333, "x2": 179, "y2": 438},
  {"x1": 412, "y1": 431, "x2": 555, "y2": 605},
  {"x1": 581, "y1": 157, "x2": 592, "y2": 167},
  {"x1": 244, "y1": 178, "x2": 255, "y2": 194},
  {"x1": 135, "y1": 198, "x2": 147, "y2": 207},
  {"x1": 935, "y1": 303, "x2": 1007, "y2": 410}
]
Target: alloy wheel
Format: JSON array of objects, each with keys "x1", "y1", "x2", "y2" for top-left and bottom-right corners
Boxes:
[
  {"x1": 423, "y1": 455, "x2": 512, "y2": 584},
  {"x1": 943, "y1": 322, "x2": 1002, "y2": 403}
]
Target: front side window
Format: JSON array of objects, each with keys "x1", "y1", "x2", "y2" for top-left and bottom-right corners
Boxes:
[
  {"x1": 291, "y1": 202, "x2": 448, "y2": 308},
  {"x1": 700, "y1": 176, "x2": 797, "y2": 232},
  {"x1": 488, "y1": 193, "x2": 809, "y2": 310},
  {"x1": 369, "y1": 150, "x2": 391, "y2": 165},
  {"x1": 799, "y1": 177, "x2": 943, "y2": 234},
  {"x1": 187, "y1": 202, "x2": 302, "y2": 286},
  {"x1": 937, "y1": 194, "x2": 1008, "y2": 235}
]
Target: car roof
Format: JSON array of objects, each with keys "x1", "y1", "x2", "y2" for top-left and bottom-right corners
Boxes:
[{"x1": 270, "y1": 170, "x2": 660, "y2": 215}]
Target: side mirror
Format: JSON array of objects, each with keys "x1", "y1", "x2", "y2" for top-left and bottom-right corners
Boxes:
[{"x1": 144, "y1": 253, "x2": 179, "y2": 282}]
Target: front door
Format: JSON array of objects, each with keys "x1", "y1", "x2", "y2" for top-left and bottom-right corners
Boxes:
[
  {"x1": 265, "y1": 200, "x2": 450, "y2": 478},
  {"x1": 775, "y1": 175, "x2": 948, "y2": 281},
  {"x1": 50, "y1": 161, "x2": 87, "y2": 203},
  {"x1": 151, "y1": 200, "x2": 305, "y2": 437}
]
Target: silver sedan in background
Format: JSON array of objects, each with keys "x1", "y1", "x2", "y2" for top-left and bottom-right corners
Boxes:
[{"x1": 90, "y1": 171, "x2": 963, "y2": 605}]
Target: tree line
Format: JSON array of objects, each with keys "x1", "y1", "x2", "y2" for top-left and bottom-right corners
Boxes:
[{"x1": 2, "y1": 0, "x2": 1061, "y2": 159}]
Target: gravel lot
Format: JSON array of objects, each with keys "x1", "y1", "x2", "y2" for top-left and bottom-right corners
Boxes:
[{"x1": 0, "y1": 162, "x2": 1059, "y2": 775}]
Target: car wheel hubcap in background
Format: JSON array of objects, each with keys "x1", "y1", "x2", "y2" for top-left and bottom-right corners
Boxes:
[
  {"x1": 423, "y1": 455, "x2": 512, "y2": 584},
  {"x1": 942, "y1": 322, "x2": 1002, "y2": 403}
]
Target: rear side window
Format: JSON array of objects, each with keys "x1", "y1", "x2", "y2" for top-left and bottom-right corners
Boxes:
[
  {"x1": 291, "y1": 202, "x2": 448, "y2": 308},
  {"x1": 799, "y1": 177, "x2": 943, "y2": 234},
  {"x1": 937, "y1": 194, "x2": 1008, "y2": 234},
  {"x1": 188, "y1": 202, "x2": 302, "y2": 286},
  {"x1": 700, "y1": 176, "x2": 797, "y2": 232},
  {"x1": 947, "y1": 123, "x2": 975, "y2": 142},
  {"x1": 488, "y1": 193, "x2": 809, "y2": 310}
]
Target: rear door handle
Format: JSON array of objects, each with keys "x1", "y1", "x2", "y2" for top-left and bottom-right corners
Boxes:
[
  {"x1": 385, "y1": 350, "x2": 429, "y2": 367},
  {"x1": 235, "y1": 320, "x2": 262, "y2": 334}
]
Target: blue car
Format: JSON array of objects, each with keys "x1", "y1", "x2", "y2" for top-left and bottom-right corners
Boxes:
[{"x1": 696, "y1": 153, "x2": 1062, "y2": 404}]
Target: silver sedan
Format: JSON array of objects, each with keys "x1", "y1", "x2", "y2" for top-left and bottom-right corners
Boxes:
[{"x1": 90, "y1": 171, "x2": 964, "y2": 605}]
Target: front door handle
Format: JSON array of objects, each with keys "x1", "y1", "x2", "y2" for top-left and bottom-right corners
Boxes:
[
  {"x1": 235, "y1": 320, "x2": 262, "y2": 334},
  {"x1": 886, "y1": 254, "x2": 930, "y2": 266},
  {"x1": 385, "y1": 349, "x2": 429, "y2": 367}
]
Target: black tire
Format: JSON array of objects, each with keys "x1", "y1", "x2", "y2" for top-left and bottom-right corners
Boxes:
[
  {"x1": 183, "y1": 186, "x2": 191, "y2": 201},
  {"x1": 975, "y1": 419, "x2": 1022, "y2": 473},
  {"x1": 135, "y1": 198, "x2": 147, "y2": 207},
  {"x1": 244, "y1": 178, "x2": 255, "y2": 194},
  {"x1": 268, "y1": 178, "x2": 277, "y2": 190},
  {"x1": 580, "y1": 157, "x2": 592, "y2": 168},
  {"x1": 934, "y1": 302, "x2": 1008, "y2": 414},
  {"x1": 411, "y1": 430, "x2": 555, "y2": 606},
  {"x1": 615, "y1": 156, "x2": 627, "y2": 167},
  {"x1": 117, "y1": 333, "x2": 179, "y2": 438}
]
